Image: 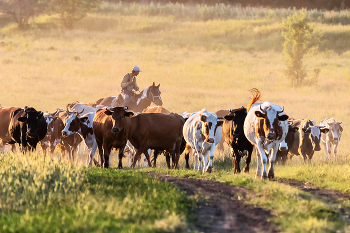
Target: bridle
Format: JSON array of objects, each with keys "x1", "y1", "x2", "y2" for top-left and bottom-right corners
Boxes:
[{"x1": 138, "y1": 86, "x2": 161, "y2": 105}]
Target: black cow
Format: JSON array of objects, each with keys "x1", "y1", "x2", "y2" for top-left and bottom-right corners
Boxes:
[
  {"x1": 222, "y1": 107, "x2": 254, "y2": 173},
  {"x1": 8, "y1": 107, "x2": 47, "y2": 152}
]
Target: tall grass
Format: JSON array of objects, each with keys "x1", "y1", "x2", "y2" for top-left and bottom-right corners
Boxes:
[{"x1": 0, "y1": 152, "x2": 195, "y2": 232}]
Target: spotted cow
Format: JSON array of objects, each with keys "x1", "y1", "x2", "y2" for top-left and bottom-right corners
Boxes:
[{"x1": 320, "y1": 118, "x2": 343, "y2": 159}]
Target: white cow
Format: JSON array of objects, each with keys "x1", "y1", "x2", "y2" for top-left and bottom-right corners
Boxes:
[
  {"x1": 243, "y1": 90, "x2": 289, "y2": 179},
  {"x1": 61, "y1": 111, "x2": 98, "y2": 166},
  {"x1": 320, "y1": 118, "x2": 343, "y2": 159},
  {"x1": 183, "y1": 109, "x2": 223, "y2": 173},
  {"x1": 70, "y1": 103, "x2": 96, "y2": 114}
]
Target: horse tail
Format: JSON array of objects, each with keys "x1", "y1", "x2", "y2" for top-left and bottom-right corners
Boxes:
[{"x1": 247, "y1": 88, "x2": 262, "y2": 112}]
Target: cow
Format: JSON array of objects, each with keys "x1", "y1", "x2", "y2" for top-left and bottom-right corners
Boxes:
[
  {"x1": 320, "y1": 118, "x2": 343, "y2": 159},
  {"x1": 183, "y1": 109, "x2": 223, "y2": 173},
  {"x1": 69, "y1": 103, "x2": 96, "y2": 114},
  {"x1": 215, "y1": 109, "x2": 230, "y2": 151},
  {"x1": 8, "y1": 107, "x2": 47, "y2": 152},
  {"x1": 222, "y1": 107, "x2": 254, "y2": 173},
  {"x1": 61, "y1": 109, "x2": 98, "y2": 166},
  {"x1": 39, "y1": 109, "x2": 65, "y2": 156},
  {"x1": 94, "y1": 107, "x2": 185, "y2": 169},
  {"x1": 57, "y1": 110, "x2": 83, "y2": 162},
  {"x1": 275, "y1": 124, "x2": 299, "y2": 165},
  {"x1": 142, "y1": 106, "x2": 170, "y2": 114},
  {"x1": 288, "y1": 118, "x2": 329, "y2": 162},
  {"x1": 243, "y1": 89, "x2": 289, "y2": 179},
  {"x1": 0, "y1": 107, "x2": 21, "y2": 152}
]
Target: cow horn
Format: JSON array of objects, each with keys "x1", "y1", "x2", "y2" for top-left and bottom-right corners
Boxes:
[
  {"x1": 259, "y1": 105, "x2": 265, "y2": 113},
  {"x1": 229, "y1": 109, "x2": 233, "y2": 113},
  {"x1": 217, "y1": 117, "x2": 225, "y2": 120},
  {"x1": 24, "y1": 106, "x2": 28, "y2": 112},
  {"x1": 106, "y1": 107, "x2": 113, "y2": 111},
  {"x1": 53, "y1": 108, "x2": 60, "y2": 116},
  {"x1": 124, "y1": 106, "x2": 128, "y2": 110},
  {"x1": 77, "y1": 109, "x2": 84, "y2": 116},
  {"x1": 277, "y1": 106, "x2": 284, "y2": 114}
]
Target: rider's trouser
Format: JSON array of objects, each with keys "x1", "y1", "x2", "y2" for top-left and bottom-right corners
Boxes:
[{"x1": 122, "y1": 90, "x2": 133, "y2": 107}]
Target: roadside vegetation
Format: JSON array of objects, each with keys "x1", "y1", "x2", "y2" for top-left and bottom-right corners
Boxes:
[{"x1": 0, "y1": 153, "x2": 195, "y2": 232}]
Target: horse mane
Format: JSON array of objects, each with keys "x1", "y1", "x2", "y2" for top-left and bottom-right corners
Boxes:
[{"x1": 247, "y1": 88, "x2": 262, "y2": 112}]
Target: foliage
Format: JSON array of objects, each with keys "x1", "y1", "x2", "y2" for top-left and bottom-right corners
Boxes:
[
  {"x1": 282, "y1": 9, "x2": 323, "y2": 86},
  {"x1": 0, "y1": 0, "x2": 46, "y2": 29},
  {"x1": 47, "y1": 0, "x2": 101, "y2": 29},
  {"x1": 0, "y1": 153, "x2": 194, "y2": 232}
]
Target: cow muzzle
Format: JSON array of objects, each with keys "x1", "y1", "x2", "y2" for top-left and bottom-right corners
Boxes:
[
  {"x1": 267, "y1": 133, "x2": 276, "y2": 140},
  {"x1": 112, "y1": 127, "x2": 120, "y2": 133},
  {"x1": 206, "y1": 138, "x2": 214, "y2": 144}
]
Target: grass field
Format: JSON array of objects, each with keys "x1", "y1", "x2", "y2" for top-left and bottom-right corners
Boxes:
[{"x1": 1, "y1": 2, "x2": 350, "y2": 232}]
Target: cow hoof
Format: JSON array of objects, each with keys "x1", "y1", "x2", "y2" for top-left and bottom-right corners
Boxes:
[
  {"x1": 268, "y1": 172, "x2": 274, "y2": 180},
  {"x1": 255, "y1": 174, "x2": 261, "y2": 179},
  {"x1": 243, "y1": 168, "x2": 249, "y2": 173},
  {"x1": 185, "y1": 165, "x2": 190, "y2": 169},
  {"x1": 206, "y1": 167, "x2": 212, "y2": 173}
]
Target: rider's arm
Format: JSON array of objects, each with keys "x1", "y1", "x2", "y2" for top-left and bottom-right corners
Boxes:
[
  {"x1": 121, "y1": 74, "x2": 133, "y2": 89},
  {"x1": 134, "y1": 78, "x2": 139, "y2": 91}
]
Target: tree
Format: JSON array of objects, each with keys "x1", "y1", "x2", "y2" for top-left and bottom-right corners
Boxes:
[
  {"x1": 281, "y1": 9, "x2": 322, "y2": 87},
  {"x1": 47, "y1": 0, "x2": 101, "y2": 29},
  {"x1": 0, "y1": 0, "x2": 46, "y2": 29}
]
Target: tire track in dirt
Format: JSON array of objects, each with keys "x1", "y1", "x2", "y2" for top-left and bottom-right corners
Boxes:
[
  {"x1": 276, "y1": 178, "x2": 350, "y2": 223},
  {"x1": 149, "y1": 173, "x2": 279, "y2": 233}
]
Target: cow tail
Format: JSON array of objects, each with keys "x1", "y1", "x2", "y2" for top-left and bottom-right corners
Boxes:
[{"x1": 247, "y1": 88, "x2": 261, "y2": 112}]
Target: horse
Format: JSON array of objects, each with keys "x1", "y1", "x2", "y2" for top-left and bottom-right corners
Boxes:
[{"x1": 95, "y1": 82, "x2": 163, "y2": 113}]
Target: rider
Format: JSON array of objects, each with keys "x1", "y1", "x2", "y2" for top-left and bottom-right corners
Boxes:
[{"x1": 120, "y1": 66, "x2": 141, "y2": 106}]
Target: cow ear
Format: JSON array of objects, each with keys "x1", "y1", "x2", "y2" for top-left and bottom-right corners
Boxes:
[
  {"x1": 125, "y1": 111, "x2": 134, "y2": 118},
  {"x1": 255, "y1": 111, "x2": 264, "y2": 118},
  {"x1": 224, "y1": 115, "x2": 234, "y2": 121},
  {"x1": 80, "y1": 116, "x2": 88, "y2": 122},
  {"x1": 152, "y1": 82, "x2": 155, "y2": 86},
  {"x1": 157, "y1": 84, "x2": 160, "y2": 88},
  {"x1": 37, "y1": 111, "x2": 43, "y2": 119},
  {"x1": 278, "y1": 115, "x2": 289, "y2": 121},
  {"x1": 217, "y1": 121, "x2": 224, "y2": 127},
  {"x1": 321, "y1": 128, "x2": 329, "y2": 134},
  {"x1": 18, "y1": 116, "x2": 27, "y2": 122},
  {"x1": 340, "y1": 125, "x2": 343, "y2": 132},
  {"x1": 200, "y1": 114, "x2": 207, "y2": 122},
  {"x1": 104, "y1": 110, "x2": 113, "y2": 115}
]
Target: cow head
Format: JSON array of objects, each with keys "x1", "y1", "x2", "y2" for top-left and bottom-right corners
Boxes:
[
  {"x1": 255, "y1": 105, "x2": 288, "y2": 141},
  {"x1": 279, "y1": 125, "x2": 299, "y2": 151},
  {"x1": 198, "y1": 113, "x2": 223, "y2": 144},
  {"x1": 327, "y1": 121, "x2": 343, "y2": 142},
  {"x1": 224, "y1": 106, "x2": 247, "y2": 139},
  {"x1": 18, "y1": 107, "x2": 44, "y2": 138},
  {"x1": 62, "y1": 108, "x2": 84, "y2": 137},
  {"x1": 149, "y1": 82, "x2": 163, "y2": 106},
  {"x1": 104, "y1": 106, "x2": 134, "y2": 133},
  {"x1": 302, "y1": 122, "x2": 329, "y2": 151}
]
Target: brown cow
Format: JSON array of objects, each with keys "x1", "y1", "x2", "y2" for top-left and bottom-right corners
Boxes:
[
  {"x1": 58, "y1": 111, "x2": 83, "y2": 161},
  {"x1": 0, "y1": 107, "x2": 21, "y2": 152},
  {"x1": 93, "y1": 107, "x2": 185, "y2": 169},
  {"x1": 142, "y1": 106, "x2": 170, "y2": 114}
]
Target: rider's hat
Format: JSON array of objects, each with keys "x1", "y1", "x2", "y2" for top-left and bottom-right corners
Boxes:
[{"x1": 132, "y1": 66, "x2": 142, "y2": 72}]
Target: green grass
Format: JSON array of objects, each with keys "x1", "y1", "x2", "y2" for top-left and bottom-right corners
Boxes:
[{"x1": 0, "y1": 153, "x2": 196, "y2": 232}]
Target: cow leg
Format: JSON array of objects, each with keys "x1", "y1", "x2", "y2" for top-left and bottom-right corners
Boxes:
[
  {"x1": 243, "y1": 147, "x2": 253, "y2": 173},
  {"x1": 322, "y1": 140, "x2": 329, "y2": 159},
  {"x1": 128, "y1": 150, "x2": 133, "y2": 167},
  {"x1": 102, "y1": 143, "x2": 112, "y2": 168},
  {"x1": 96, "y1": 140, "x2": 104, "y2": 167},
  {"x1": 232, "y1": 148, "x2": 241, "y2": 173},
  {"x1": 267, "y1": 145, "x2": 278, "y2": 179},
  {"x1": 88, "y1": 141, "x2": 98, "y2": 166},
  {"x1": 333, "y1": 142, "x2": 338, "y2": 159},
  {"x1": 193, "y1": 152, "x2": 199, "y2": 171},
  {"x1": 255, "y1": 148, "x2": 262, "y2": 179},
  {"x1": 143, "y1": 149, "x2": 152, "y2": 168},
  {"x1": 153, "y1": 150, "x2": 159, "y2": 168},
  {"x1": 184, "y1": 152, "x2": 190, "y2": 169},
  {"x1": 166, "y1": 153, "x2": 171, "y2": 169},
  {"x1": 118, "y1": 147, "x2": 125, "y2": 169},
  {"x1": 131, "y1": 149, "x2": 144, "y2": 168},
  {"x1": 145, "y1": 149, "x2": 151, "y2": 167},
  {"x1": 206, "y1": 145, "x2": 215, "y2": 173}
]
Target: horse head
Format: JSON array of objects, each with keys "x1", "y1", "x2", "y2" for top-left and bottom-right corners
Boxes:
[{"x1": 148, "y1": 82, "x2": 163, "y2": 106}]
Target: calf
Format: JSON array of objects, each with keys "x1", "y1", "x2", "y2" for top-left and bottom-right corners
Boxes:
[
  {"x1": 288, "y1": 119, "x2": 329, "y2": 162},
  {"x1": 320, "y1": 118, "x2": 343, "y2": 159},
  {"x1": 8, "y1": 107, "x2": 47, "y2": 152},
  {"x1": 58, "y1": 110, "x2": 83, "y2": 162},
  {"x1": 275, "y1": 124, "x2": 299, "y2": 165},
  {"x1": 183, "y1": 109, "x2": 223, "y2": 173},
  {"x1": 40, "y1": 109, "x2": 64, "y2": 156},
  {"x1": 222, "y1": 107, "x2": 254, "y2": 173},
  {"x1": 243, "y1": 89, "x2": 289, "y2": 179},
  {"x1": 61, "y1": 109, "x2": 97, "y2": 166}
]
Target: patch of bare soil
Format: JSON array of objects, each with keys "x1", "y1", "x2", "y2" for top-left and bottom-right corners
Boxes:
[
  {"x1": 277, "y1": 179, "x2": 350, "y2": 200},
  {"x1": 149, "y1": 173, "x2": 279, "y2": 233}
]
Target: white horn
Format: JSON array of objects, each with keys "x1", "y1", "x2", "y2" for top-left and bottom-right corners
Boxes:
[{"x1": 124, "y1": 106, "x2": 128, "y2": 110}]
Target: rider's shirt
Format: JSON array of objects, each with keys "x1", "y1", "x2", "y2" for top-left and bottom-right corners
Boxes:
[{"x1": 121, "y1": 73, "x2": 138, "y2": 92}]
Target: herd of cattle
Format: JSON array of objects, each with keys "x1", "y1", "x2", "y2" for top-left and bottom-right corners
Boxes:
[{"x1": 0, "y1": 88, "x2": 343, "y2": 178}]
